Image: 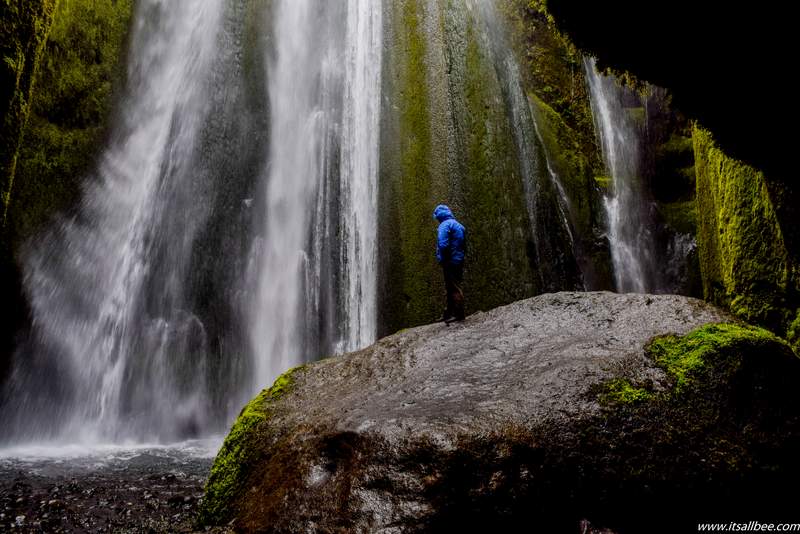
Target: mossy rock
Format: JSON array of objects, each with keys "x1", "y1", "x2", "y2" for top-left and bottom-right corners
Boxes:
[
  {"x1": 646, "y1": 322, "x2": 790, "y2": 392},
  {"x1": 788, "y1": 310, "x2": 800, "y2": 355},
  {"x1": 198, "y1": 365, "x2": 306, "y2": 526},
  {"x1": 1, "y1": 0, "x2": 59, "y2": 220},
  {"x1": 199, "y1": 293, "x2": 800, "y2": 532}
]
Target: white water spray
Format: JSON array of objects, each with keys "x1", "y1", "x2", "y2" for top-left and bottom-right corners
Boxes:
[
  {"x1": 584, "y1": 58, "x2": 660, "y2": 293},
  {"x1": 8, "y1": 0, "x2": 225, "y2": 443}
]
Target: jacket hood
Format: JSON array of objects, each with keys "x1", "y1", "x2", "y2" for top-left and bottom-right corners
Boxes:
[{"x1": 433, "y1": 204, "x2": 454, "y2": 222}]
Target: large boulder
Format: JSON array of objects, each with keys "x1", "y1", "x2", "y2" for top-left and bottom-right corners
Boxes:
[{"x1": 200, "y1": 292, "x2": 800, "y2": 533}]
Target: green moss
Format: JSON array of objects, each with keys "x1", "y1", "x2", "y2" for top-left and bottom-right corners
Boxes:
[
  {"x1": 660, "y1": 133, "x2": 694, "y2": 156},
  {"x1": 1, "y1": 0, "x2": 58, "y2": 223},
  {"x1": 625, "y1": 106, "x2": 645, "y2": 128},
  {"x1": 647, "y1": 323, "x2": 785, "y2": 392},
  {"x1": 528, "y1": 92, "x2": 611, "y2": 288},
  {"x1": 594, "y1": 175, "x2": 611, "y2": 190},
  {"x1": 458, "y1": 15, "x2": 538, "y2": 310},
  {"x1": 788, "y1": 311, "x2": 800, "y2": 355},
  {"x1": 7, "y1": 0, "x2": 133, "y2": 248},
  {"x1": 529, "y1": 93, "x2": 596, "y2": 227},
  {"x1": 394, "y1": 0, "x2": 436, "y2": 327},
  {"x1": 599, "y1": 378, "x2": 653, "y2": 405},
  {"x1": 199, "y1": 365, "x2": 306, "y2": 526},
  {"x1": 498, "y1": 0, "x2": 596, "y2": 151},
  {"x1": 693, "y1": 126, "x2": 794, "y2": 330},
  {"x1": 598, "y1": 323, "x2": 789, "y2": 407},
  {"x1": 658, "y1": 200, "x2": 697, "y2": 235}
]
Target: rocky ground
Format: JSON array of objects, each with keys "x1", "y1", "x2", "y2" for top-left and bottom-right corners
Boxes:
[{"x1": 0, "y1": 443, "x2": 228, "y2": 533}]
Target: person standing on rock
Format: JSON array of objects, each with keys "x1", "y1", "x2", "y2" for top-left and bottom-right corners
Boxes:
[{"x1": 433, "y1": 204, "x2": 466, "y2": 323}]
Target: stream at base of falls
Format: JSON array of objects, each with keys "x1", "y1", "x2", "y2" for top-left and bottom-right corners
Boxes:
[{"x1": 0, "y1": 440, "x2": 221, "y2": 533}]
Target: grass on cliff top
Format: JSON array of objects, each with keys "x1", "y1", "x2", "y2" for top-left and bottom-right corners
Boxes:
[{"x1": 198, "y1": 365, "x2": 306, "y2": 527}]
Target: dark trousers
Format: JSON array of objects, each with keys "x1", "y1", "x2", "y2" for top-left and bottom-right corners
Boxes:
[{"x1": 442, "y1": 262, "x2": 465, "y2": 320}]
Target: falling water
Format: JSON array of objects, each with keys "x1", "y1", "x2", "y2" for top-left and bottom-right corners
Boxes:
[
  {"x1": 1, "y1": 0, "x2": 227, "y2": 443},
  {"x1": 339, "y1": 0, "x2": 382, "y2": 354},
  {"x1": 247, "y1": 0, "x2": 382, "y2": 388},
  {"x1": 584, "y1": 58, "x2": 660, "y2": 293},
  {"x1": 0, "y1": 0, "x2": 603, "y2": 447},
  {"x1": 472, "y1": 0, "x2": 583, "y2": 291}
]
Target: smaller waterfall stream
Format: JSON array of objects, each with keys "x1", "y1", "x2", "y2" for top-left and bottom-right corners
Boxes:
[
  {"x1": 338, "y1": 0, "x2": 382, "y2": 354},
  {"x1": 584, "y1": 58, "x2": 661, "y2": 293},
  {"x1": 472, "y1": 0, "x2": 582, "y2": 292}
]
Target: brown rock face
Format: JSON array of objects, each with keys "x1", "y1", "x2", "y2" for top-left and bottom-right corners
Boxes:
[{"x1": 201, "y1": 292, "x2": 800, "y2": 533}]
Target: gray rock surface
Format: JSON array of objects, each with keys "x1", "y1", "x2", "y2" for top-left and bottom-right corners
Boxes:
[
  {"x1": 292, "y1": 291, "x2": 726, "y2": 435},
  {"x1": 201, "y1": 292, "x2": 800, "y2": 533}
]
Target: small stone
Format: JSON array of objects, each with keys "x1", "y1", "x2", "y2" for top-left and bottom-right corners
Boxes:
[{"x1": 15, "y1": 515, "x2": 25, "y2": 526}]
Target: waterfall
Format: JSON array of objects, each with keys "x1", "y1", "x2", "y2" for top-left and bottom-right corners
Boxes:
[
  {"x1": 0, "y1": 0, "x2": 608, "y2": 447},
  {"x1": 247, "y1": 0, "x2": 382, "y2": 389},
  {"x1": 338, "y1": 0, "x2": 383, "y2": 354},
  {"x1": 2, "y1": 0, "x2": 227, "y2": 443},
  {"x1": 584, "y1": 58, "x2": 660, "y2": 293}
]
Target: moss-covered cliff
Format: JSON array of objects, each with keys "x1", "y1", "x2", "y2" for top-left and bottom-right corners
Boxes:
[
  {"x1": 0, "y1": 0, "x2": 57, "y2": 223},
  {"x1": 7, "y1": 0, "x2": 133, "y2": 248},
  {"x1": 378, "y1": 0, "x2": 539, "y2": 334},
  {"x1": 694, "y1": 126, "x2": 798, "y2": 339}
]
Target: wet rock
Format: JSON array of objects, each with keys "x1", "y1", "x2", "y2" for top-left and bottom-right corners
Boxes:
[{"x1": 200, "y1": 292, "x2": 800, "y2": 533}]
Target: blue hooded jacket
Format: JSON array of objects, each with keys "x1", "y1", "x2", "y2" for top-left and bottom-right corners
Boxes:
[{"x1": 433, "y1": 205, "x2": 466, "y2": 265}]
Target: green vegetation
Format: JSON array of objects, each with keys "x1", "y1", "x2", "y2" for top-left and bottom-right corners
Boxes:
[
  {"x1": 647, "y1": 323, "x2": 786, "y2": 392},
  {"x1": 498, "y1": 0, "x2": 599, "y2": 166},
  {"x1": 7, "y1": 0, "x2": 133, "y2": 247},
  {"x1": 599, "y1": 322, "x2": 791, "y2": 407},
  {"x1": 658, "y1": 200, "x2": 697, "y2": 236},
  {"x1": 788, "y1": 311, "x2": 800, "y2": 355},
  {"x1": 529, "y1": 93, "x2": 597, "y2": 237},
  {"x1": 598, "y1": 378, "x2": 652, "y2": 405},
  {"x1": 694, "y1": 126, "x2": 797, "y2": 333},
  {"x1": 393, "y1": 0, "x2": 436, "y2": 328},
  {"x1": 199, "y1": 365, "x2": 306, "y2": 526},
  {"x1": 460, "y1": 15, "x2": 535, "y2": 310},
  {"x1": 1, "y1": 0, "x2": 58, "y2": 223}
]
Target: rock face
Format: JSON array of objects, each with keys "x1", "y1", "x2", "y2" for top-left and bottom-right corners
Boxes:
[{"x1": 200, "y1": 292, "x2": 800, "y2": 533}]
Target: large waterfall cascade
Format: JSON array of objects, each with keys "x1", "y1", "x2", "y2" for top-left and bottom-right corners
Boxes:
[{"x1": 0, "y1": 1, "x2": 688, "y2": 448}]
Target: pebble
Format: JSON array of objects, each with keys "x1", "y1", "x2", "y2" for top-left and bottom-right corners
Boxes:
[{"x1": 0, "y1": 449, "x2": 213, "y2": 532}]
